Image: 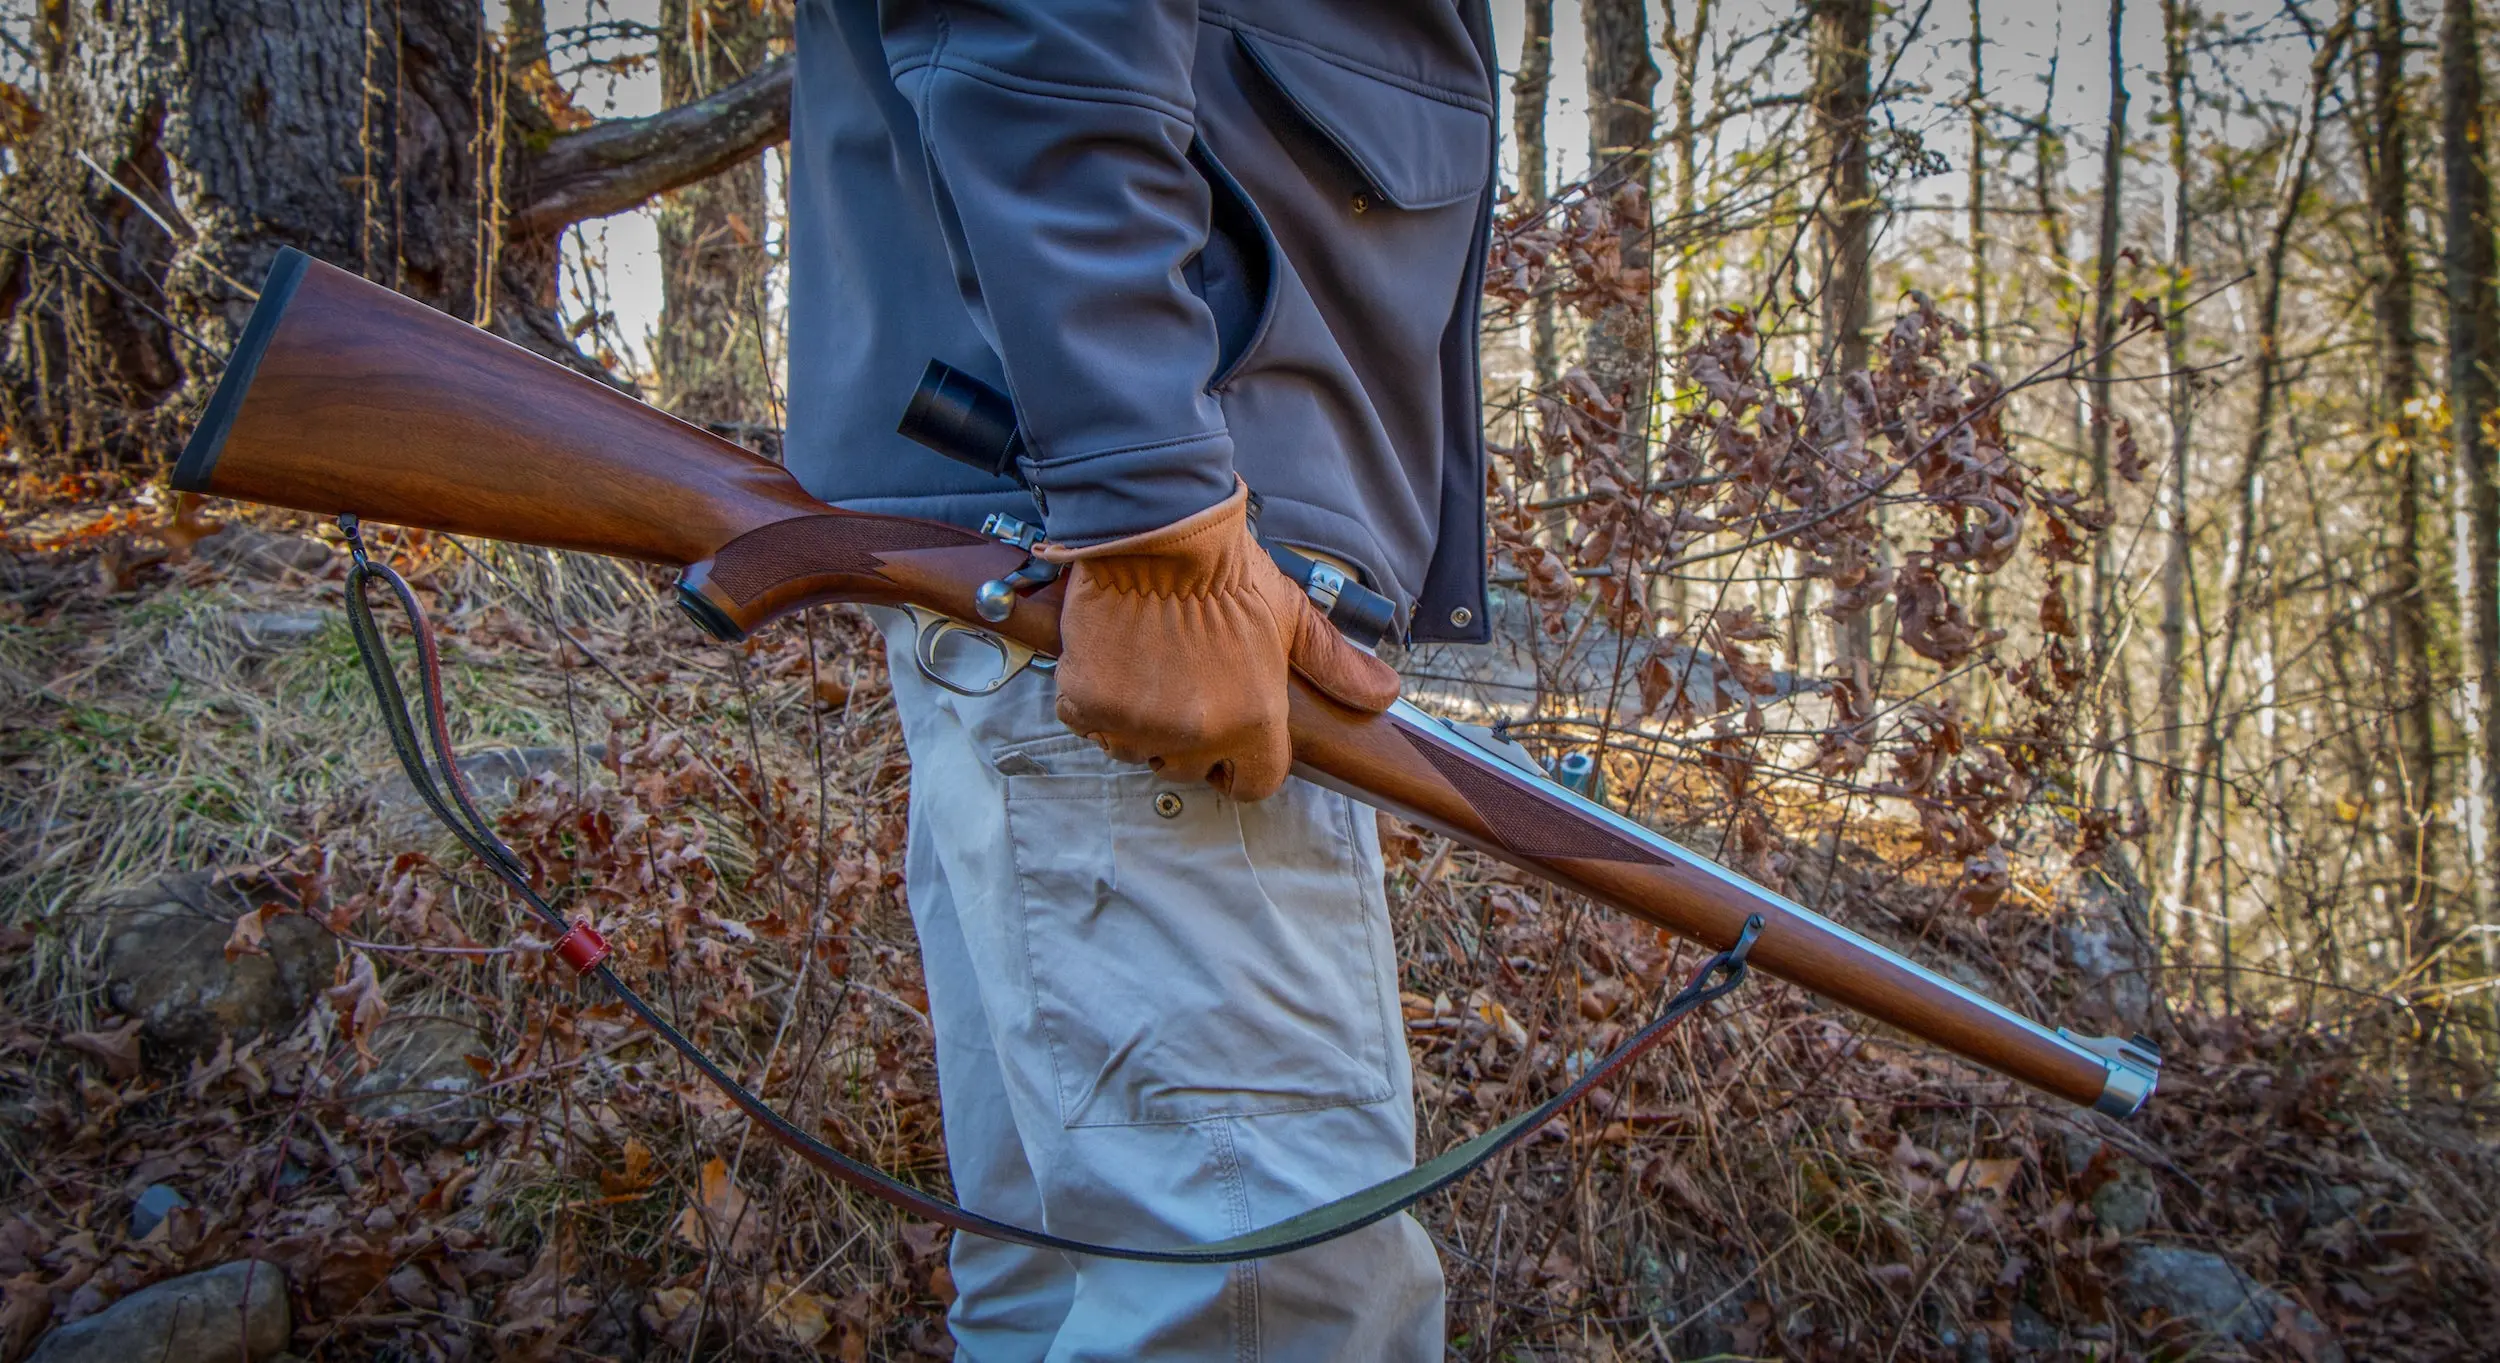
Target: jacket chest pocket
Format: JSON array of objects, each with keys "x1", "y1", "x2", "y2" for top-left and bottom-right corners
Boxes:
[
  {"x1": 1189, "y1": 27, "x2": 1493, "y2": 382},
  {"x1": 1000, "y1": 737, "x2": 1398, "y2": 1128}
]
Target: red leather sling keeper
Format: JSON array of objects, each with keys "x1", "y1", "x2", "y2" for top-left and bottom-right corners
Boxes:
[{"x1": 338, "y1": 518, "x2": 1758, "y2": 1265}]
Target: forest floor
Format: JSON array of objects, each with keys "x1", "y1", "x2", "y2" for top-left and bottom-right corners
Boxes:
[{"x1": 2, "y1": 484, "x2": 2497, "y2": 1361}]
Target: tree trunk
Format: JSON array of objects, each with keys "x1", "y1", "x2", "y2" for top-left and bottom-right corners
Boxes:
[
  {"x1": 2441, "y1": 0, "x2": 2500, "y2": 978},
  {"x1": 1810, "y1": 0, "x2": 1874, "y2": 378},
  {"x1": 1967, "y1": 0, "x2": 1989, "y2": 374},
  {"x1": 1585, "y1": 0, "x2": 1661, "y2": 191},
  {"x1": 1664, "y1": 0, "x2": 1716, "y2": 339},
  {"x1": 1, "y1": 0, "x2": 503, "y2": 467},
  {"x1": 1514, "y1": 0, "x2": 1557, "y2": 391},
  {"x1": 1967, "y1": 0, "x2": 1997, "y2": 642},
  {"x1": 1811, "y1": 0, "x2": 1876, "y2": 668},
  {"x1": 2173, "y1": 8, "x2": 2352, "y2": 1004},
  {"x1": 656, "y1": 0, "x2": 781, "y2": 435},
  {"x1": 2084, "y1": 0, "x2": 2130, "y2": 810},
  {"x1": 2156, "y1": 0, "x2": 2195, "y2": 894},
  {"x1": 2034, "y1": 110, "x2": 2090, "y2": 509},
  {"x1": 1582, "y1": 0, "x2": 1659, "y2": 475},
  {"x1": 504, "y1": 0, "x2": 548, "y2": 77},
  {"x1": 2366, "y1": 0, "x2": 2440, "y2": 955},
  {"x1": 0, "y1": 0, "x2": 793, "y2": 475}
]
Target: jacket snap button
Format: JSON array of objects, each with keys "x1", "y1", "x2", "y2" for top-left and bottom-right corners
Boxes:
[
  {"x1": 1351, "y1": 192, "x2": 1371, "y2": 214},
  {"x1": 1153, "y1": 791, "x2": 1184, "y2": 818},
  {"x1": 1449, "y1": 606, "x2": 1474, "y2": 628}
]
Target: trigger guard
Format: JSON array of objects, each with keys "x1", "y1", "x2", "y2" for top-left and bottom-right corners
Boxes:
[{"x1": 907, "y1": 606, "x2": 1042, "y2": 697}]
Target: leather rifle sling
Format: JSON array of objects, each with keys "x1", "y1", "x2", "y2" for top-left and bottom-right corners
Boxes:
[{"x1": 339, "y1": 521, "x2": 1758, "y2": 1265}]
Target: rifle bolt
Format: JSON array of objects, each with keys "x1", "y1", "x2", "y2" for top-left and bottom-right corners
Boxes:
[{"x1": 975, "y1": 578, "x2": 1016, "y2": 622}]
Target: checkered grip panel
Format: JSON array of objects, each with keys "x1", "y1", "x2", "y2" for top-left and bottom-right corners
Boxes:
[{"x1": 710, "y1": 513, "x2": 988, "y2": 605}]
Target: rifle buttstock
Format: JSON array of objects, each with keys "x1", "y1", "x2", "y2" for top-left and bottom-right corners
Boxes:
[
  {"x1": 176, "y1": 249, "x2": 827, "y2": 566},
  {"x1": 176, "y1": 249, "x2": 1035, "y2": 641}
]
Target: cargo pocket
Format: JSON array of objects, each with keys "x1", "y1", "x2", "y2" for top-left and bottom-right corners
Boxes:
[{"x1": 998, "y1": 736, "x2": 1396, "y2": 1128}]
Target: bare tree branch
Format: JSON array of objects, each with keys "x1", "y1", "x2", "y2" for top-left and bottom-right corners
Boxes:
[{"x1": 508, "y1": 54, "x2": 792, "y2": 238}]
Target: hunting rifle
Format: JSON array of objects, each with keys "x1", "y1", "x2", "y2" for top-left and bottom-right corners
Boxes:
[{"x1": 175, "y1": 250, "x2": 2158, "y2": 1139}]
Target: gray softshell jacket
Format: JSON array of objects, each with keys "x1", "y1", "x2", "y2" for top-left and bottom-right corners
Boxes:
[{"x1": 783, "y1": 0, "x2": 1496, "y2": 643}]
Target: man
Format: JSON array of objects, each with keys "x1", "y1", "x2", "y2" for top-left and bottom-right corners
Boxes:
[{"x1": 781, "y1": 3, "x2": 1496, "y2": 1356}]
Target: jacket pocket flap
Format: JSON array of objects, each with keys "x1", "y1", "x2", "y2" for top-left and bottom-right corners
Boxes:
[{"x1": 1235, "y1": 31, "x2": 1492, "y2": 212}]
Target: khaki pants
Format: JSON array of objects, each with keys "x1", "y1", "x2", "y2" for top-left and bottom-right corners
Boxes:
[{"x1": 872, "y1": 609, "x2": 1445, "y2": 1361}]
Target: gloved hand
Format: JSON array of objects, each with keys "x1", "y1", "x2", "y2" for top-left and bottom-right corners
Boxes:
[{"x1": 1037, "y1": 480, "x2": 1401, "y2": 800}]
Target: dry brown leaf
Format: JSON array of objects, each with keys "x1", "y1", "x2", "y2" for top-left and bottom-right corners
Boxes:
[
  {"x1": 640, "y1": 1284, "x2": 699, "y2": 1346},
  {"x1": 1, "y1": 1270, "x2": 53, "y2": 1361},
  {"x1": 60, "y1": 1019, "x2": 141, "y2": 1080},
  {"x1": 223, "y1": 901, "x2": 282, "y2": 961},
  {"x1": 1467, "y1": 994, "x2": 1530, "y2": 1049},
  {"x1": 600, "y1": 1136, "x2": 658, "y2": 1197},
  {"x1": 1943, "y1": 1157, "x2": 2024, "y2": 1197},
  {"x1": 672, "y1": 1157, "x2": 762, "y2": 1262},
  {"x1": 324, "y1": 949, "x2": 389, "y2": 1062},
  {"x1": 0, "y1": 81, "x2": 40, "y2": 146},
  {"x1": 2111, "y1": 412, "x2": 2147, "y2": 483},
  {"x1": 760, "y1": 1275, "x2": 833, "y2": 1348},
  {"x1": 2039, "y1": 579, "x2": 2076, "y2": 639},
  {"x1": 154, "y1": 493, "x2": 222, "y2": 559},
  {"x1": 897, "y1": 1221, "x2": 946, "y2": 1261}
]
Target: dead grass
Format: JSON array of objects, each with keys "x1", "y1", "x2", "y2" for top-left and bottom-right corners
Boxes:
[{"x1": 2, "y1": 491, "x2": 2495, "y2": 1360}]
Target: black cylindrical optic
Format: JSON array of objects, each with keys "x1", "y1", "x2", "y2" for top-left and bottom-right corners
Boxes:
[{"x1": 900, "y1": 359, "x2": 1026, "y2": 481}]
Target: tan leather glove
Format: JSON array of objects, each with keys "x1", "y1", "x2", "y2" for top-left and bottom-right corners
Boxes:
[{"x1": 1037, "y1": 481, "x2": 1401, "y2": 800}]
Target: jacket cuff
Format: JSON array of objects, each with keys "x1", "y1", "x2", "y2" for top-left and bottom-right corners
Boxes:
[{"x1": 1019, "y1": 431, "x2": 1238, "y2": 545}]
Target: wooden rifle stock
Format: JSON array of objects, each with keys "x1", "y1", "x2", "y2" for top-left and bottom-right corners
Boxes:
[{"x1": 177, "y1": 250, "x2": 2160, "y2": 1118}]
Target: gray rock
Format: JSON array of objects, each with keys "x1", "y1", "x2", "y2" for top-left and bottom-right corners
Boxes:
[
  {"x1": 2113, "y1": 1245, "x2": 2344, "y2": 1361},
  {"x1": 2060, "y1": 1131, "x2": 2102, "y2": 1176},
  {"x1": 1627, "y1": 1243, "x2": 1746, "y2": 1356},
  {"x1": 372, "y1": 743, "x2": 606, "y2": 845},
  {"x1": 2269, "y1": 1181, "x2": 2367, "y2": 1231},
  {"x1": 233, "y1": 610, "x2": 332, "y2": 648},
  {"x1": 97, "y1": 874, "x2": 337, "y2": 1060},
  {"x1": 130, "y1": 1183, "x2": 188, "y2": 1239},
  {"x1": 2090, "y1": 1161, "x2": 2160, "y2": 1237},
  {"x1": 2009, "y1": 1302, "x2": 2063, "y2": 1353},
  {"x1": 347, "y1": 1018, "x2": 485, "y2": 1139},
  {"x1": 195, "y1": 526, "x2": 332, "y2": 579},
  {"x1": 0, "y1": 1094, "x2": 58, "y2": 1143},
  {"x1": 26, "y1": 1260, "x2": 289, "y2": 1363},
  {"x1": 2058, "y1": 866, "x2": 2155, "y2": 1031}
]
